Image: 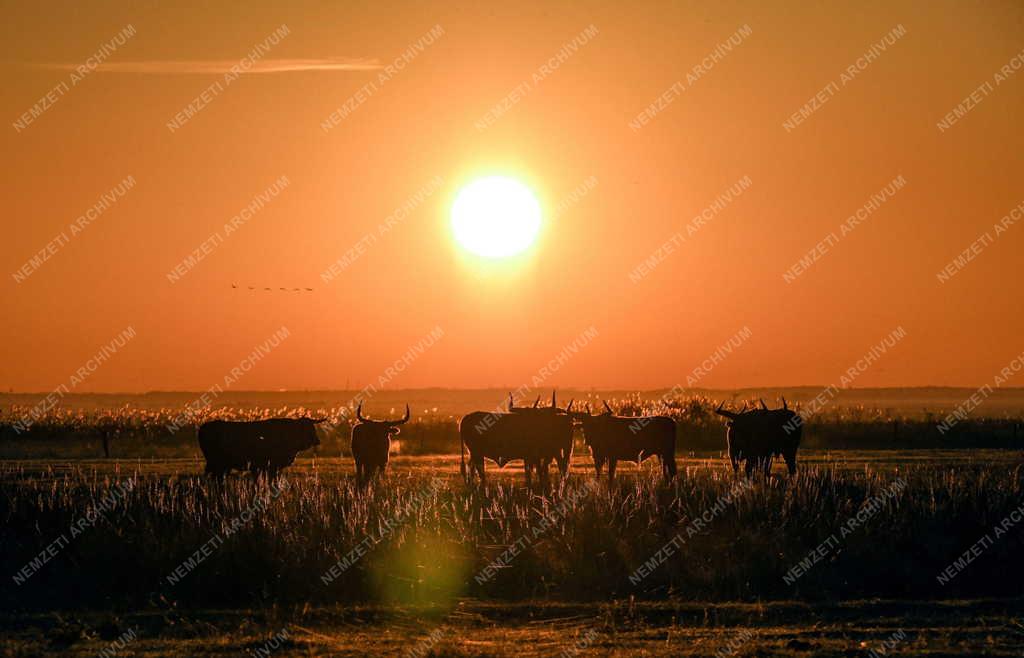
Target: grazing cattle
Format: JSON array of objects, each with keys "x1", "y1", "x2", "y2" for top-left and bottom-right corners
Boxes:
[
  {"x1": 198, "y1": 417, "x2": 323, "y2": 478},
  {"x1": 350, "y1": 403, "x2": 409, "y2": 486},
  {"x1": 508, "y1": 392, "x2": 575, "y2": 477},
  {"x1": 715, "y1": 398, "x2": 802, "y2": 477},
  {"x1": 572, "y1": 401, "x2": 677, "y2": 482},
  {"x1": 459, "y1": 392, "x2": 574, "y2": 490}
]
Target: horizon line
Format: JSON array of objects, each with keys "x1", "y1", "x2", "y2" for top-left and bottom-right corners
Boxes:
[{"x1": 3, "y1": 385, "x2": 1023, "y2": 396}]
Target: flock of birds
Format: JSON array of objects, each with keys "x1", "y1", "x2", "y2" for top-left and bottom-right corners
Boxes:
[{"x1": 231, "y1": 284, "x2": 314, "y2": 292}]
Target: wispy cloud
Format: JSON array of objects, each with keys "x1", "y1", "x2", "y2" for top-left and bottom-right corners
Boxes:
[{"x1": 31, "y1": 57, "x2": 382, "y2": 74}]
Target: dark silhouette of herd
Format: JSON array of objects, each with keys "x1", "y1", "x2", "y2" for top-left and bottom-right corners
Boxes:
[
  {"x1": 196, "y1": 393, "x2": 803, "y2": 486},
  {"x1": 459, "y1": 392, "x2": 575, "y2": 490}
]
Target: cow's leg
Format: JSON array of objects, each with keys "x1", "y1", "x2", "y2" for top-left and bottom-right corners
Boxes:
[
  {"x1": 729, "y1": 450, "x2": 740, "y2": 473},
  {"x1": 524, "y1": 460, "x2": 534, "y2": 490},
  {"x1": 538, "y1": 460, "x2": 550, "y2": 495},
  {"x1": 607, "y1": 458, "x2": 617, "y2": 483},
  {"x1": 663, "y1": 453, "x2": 678, "y2": 480},
  {"x1": 744, "y1": 459, "x2": 755, "y2": 478},
  {"x1": 474, "y1": 457, "x2": 486, "y2": 486},
  {"x1": 593, "y1": 454, "x2": 604, "y2": 477},
  {"x1": 784, "y1": 450, "x2": 798, "y2": 475}
]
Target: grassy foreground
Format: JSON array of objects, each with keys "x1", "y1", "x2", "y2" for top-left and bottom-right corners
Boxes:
[{"x1": 3, "y1": 453, "x2": 1023, "y2": 612}]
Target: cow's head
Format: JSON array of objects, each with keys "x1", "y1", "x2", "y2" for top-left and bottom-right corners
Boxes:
[
  {"x1": 714, "y1": 400, "x2": 755, "y2": 425},
  {"x1": 356, "y1": 402, "x2": 410, "y2": 437},
  {"x1": 299, "y1": 417, "x2": 327, "y2": 448},
  {"x1": 569, "y1": 402, "x2": 615, "y2": 444}
]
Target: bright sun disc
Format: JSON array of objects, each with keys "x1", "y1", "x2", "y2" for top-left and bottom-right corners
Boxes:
[{"x1": 451, "y1": 176, "x2": 541, "y2": 258}]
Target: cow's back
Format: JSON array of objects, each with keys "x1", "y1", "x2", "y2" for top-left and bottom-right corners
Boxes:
[
  {"x1": 639, "y1": 416, "x2": 676, "y2": 454},
  {"x1": 198, "y1": 420, "x2": 237, "y2": 463},
  {"x1": 582, "y1": 419, "x2": 639, "y2": 461},
  {"x1": 460, "y1": 412, "x2": 568, "y2": 462},
  {"x1": 198, "y1": 420, "x2": 281, "y2": 470}
]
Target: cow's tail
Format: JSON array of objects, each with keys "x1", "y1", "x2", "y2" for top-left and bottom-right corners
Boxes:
[{"x1": 459, "y1": 427, "x2": 467, "y2": 481}]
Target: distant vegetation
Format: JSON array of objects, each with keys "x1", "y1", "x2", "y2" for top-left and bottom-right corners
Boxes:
[{"x1": 2, "y1": 391, "x2": 1022, "y2": 460}]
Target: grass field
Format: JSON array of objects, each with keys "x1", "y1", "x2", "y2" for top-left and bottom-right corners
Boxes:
[{"x1": 3, "y1": 449, "x2": 1024, "y2": 655}]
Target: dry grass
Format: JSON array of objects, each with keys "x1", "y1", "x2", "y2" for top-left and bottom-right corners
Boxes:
[{"x1": 3, "y1": 454, "x2": 1023, "y2": 612}]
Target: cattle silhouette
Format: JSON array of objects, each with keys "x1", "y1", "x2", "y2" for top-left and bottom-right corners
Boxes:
[
  {"x1": 508, "y1": 391, "x2": 575, "y2": 478},
  {"x1": 198, "y1": 418, "x2": 323, "y2": 478},
  {"x1": 351, "y1": 403, "x2": 409, "y2": 486},
  {"x1": 572, "y1": 401, "x2": 677, "y2": 482},
  {"x1": 715, "y1": 398, "x2": 802, "y2": 477},
  {"x1": 459, "y1": 391, "x2": 573, "y2": 490}
]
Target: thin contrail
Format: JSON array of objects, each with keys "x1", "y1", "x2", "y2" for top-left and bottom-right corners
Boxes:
[{"x1": 29, "y1": 57, "x2": 383, "y2": 74}]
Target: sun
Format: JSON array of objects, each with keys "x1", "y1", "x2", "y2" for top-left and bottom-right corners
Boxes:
[{"x1": 451, "y1": 176, "x2": 542, "y2": 258}]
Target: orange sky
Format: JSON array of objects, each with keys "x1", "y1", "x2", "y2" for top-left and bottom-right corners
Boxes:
[{"x1": 2, "y1": 1, "x2": 1023, "y2": 393}]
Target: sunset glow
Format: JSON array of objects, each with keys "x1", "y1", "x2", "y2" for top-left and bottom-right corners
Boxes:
[{"x1": 2, "y1": 2, "x2": 1022, "y2": 394}]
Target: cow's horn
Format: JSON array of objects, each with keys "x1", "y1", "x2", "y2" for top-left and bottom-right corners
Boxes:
[
  {"x1": 602, "y1": 400, "x2": 613, "y2": 414},
  {"x1": 552, "y1": 390, "x2": 557, "y2": 408},
  {"x1": 586, "y1": 402, "x2": 593, "y2": 415},
  {"x1": 760, "y1": 398, "x2": 768, "y2": 410},
  {"x1": 394, "y1": 403, "x2": 410, "y2": 425},
  {"x1": 356, "y1": 402, "x2": 368, "y2": 423},
  {"x1": 533, "y1": 395, "x2": 541, "y2": 408},
  {"x1": 566, "y1": 399, "x2": 574, "y2": 412},
  {"x1": 782, "y1": 396, "x2": 788, "y2": 410},
  {"x1": 508, "y1": 392, "x2": 515, "y2": 410},
  {"x1": 715, "y1": 401, "x2": 738, "y2": 420}
]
